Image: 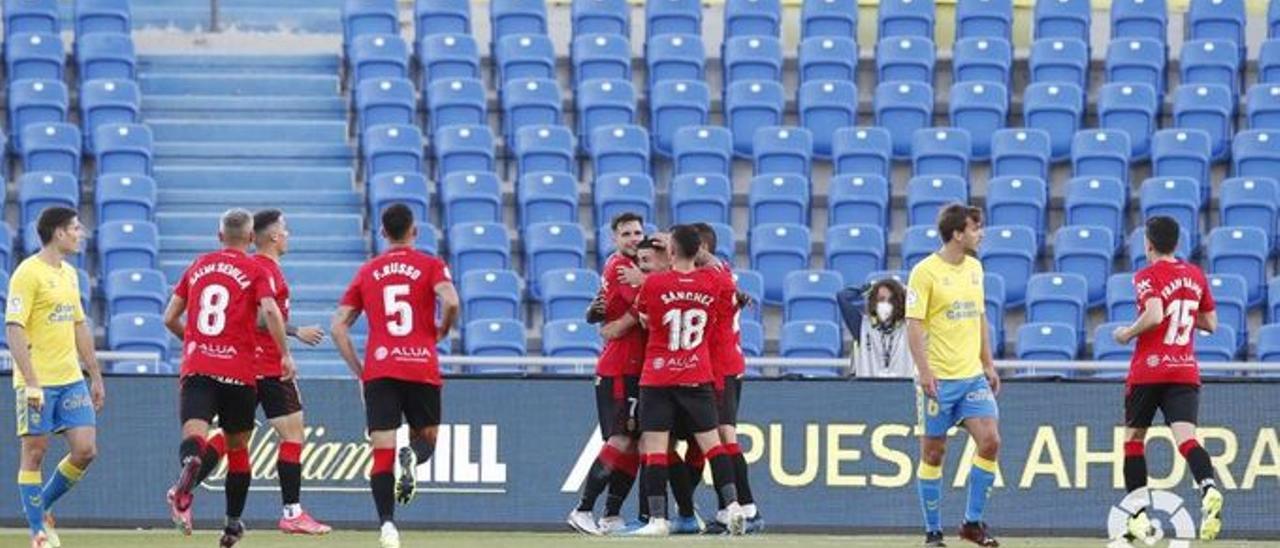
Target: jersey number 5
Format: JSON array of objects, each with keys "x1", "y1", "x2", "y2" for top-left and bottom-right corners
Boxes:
[
  {"x1": 661, "y1": 308, "x2": 707, "y2": 351},
  {"x1": 196, "y1": 284, "x2": 229, "y2": 336},
  {"x1": 384, "y1": 284, "x2": 413, "y2": 336},
  {"x1": 1163, "y1": 299, "x2": 1199, "y2": 346}
]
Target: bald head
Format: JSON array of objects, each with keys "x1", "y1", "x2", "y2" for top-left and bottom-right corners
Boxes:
[{"x1": 219, "y1": 208, "x2": 254, "y2": 247}]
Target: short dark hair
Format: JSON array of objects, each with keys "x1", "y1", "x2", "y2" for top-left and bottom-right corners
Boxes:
[
  {"x1": 691, "y1": 222, "x2": 717, "y2": 253},
  {"x1": 669, "y1": 225, "x2": 701, "y2": 260},
  {"x1": 37, "y1": 207, "x2": 78, "y2": 245},
  {"x1": 253, "y1": 209, "x2": 283, "y2": 236},
  {"x1": 611, "y1": 212, "x2": 644, "y2": 233},
  {"x1": 1146, "y1": 215, "x2": 1181, "y2": 255},
  {"x1": 937, "y1": 203, "x2": 983, "y2": 243},
  {"x1": 637, "y1": 238, "x2": 657, "y2": 252},
  {"x1": 381, "y1": 203, "x2": 415, "y2": 241}
]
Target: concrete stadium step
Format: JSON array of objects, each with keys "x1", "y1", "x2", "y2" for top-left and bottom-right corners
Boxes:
[
  {"x1": 140, "y1": 74, "x2": 340, "y2": 96},
  {"x1": 157, "y1": 212, "x2": 362, "y2": 237},
  {"x1": 159, "y1": 235, "x2": 366, "y2": 256},
  {"x1": 143, "y1": 96, "x2": 347, "y2": 120},
  {"x1": 159, "y1": 189, "x2": 363, "y2": 214},
  {"x1": 153, "y1": 142, "x2": 354, "y2": 166},
  {"x1": 154, "y1": 166, "x2": 354, "y2": 191},
  {"x1": 148, "y1": 120, "x2": 349, "y2": 143},
  {"x1": 160, "y1": 259, "x2": 364, "y2": 287},
  {"x1": 290, "y1": 286, "x2": 347, "y2": 305},
  {"x1": 139, "y1": 54, "x2": 340, "y2": 75}
]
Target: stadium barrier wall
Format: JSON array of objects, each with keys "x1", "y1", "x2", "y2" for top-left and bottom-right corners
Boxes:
[{"x1": 2, "y1": 376, "x2": 1278, "y2": 537}]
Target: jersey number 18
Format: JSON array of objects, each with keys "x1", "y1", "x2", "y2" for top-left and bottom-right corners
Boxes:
[{"x1": 662, "y1": 308, "x2": 707, "y2": 351}]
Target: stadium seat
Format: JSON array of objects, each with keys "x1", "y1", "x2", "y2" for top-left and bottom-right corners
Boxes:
[
  {"x1": 22, "y1": 124, "x2": 82, "y2": 177},
  {"x1": 418, "y1": 34, "x2": 481, "y2": 84},
  {"x1": 1207, "y1": 273, "x2": 1248, "y2": 350},
  {"x1": 646, "y1": 0, "x2": 700, "y2": 38},
  {"x1": 108, "y1": 314, "x2": 168, "y2": 360},
  {"x1": 368, "y1": 173, "x2": 431, "y2": 235},
  {"x1": 542, "y1": 320, "x2": 603, "y2": 360},
  {"x1": 1105, "y1": 38, "x2": 1166, "y2": 95},
  {"x1": 734, "y1": 270, "x2": 765, "y2": 323},
  {"x1": 784, "y1": 270, "x2": 842, "y2": 324},
  {"x1": 1034, "y1": 0, "x2": 1090, "y2": 41},
  {"x1": 826, "y1": 224, "x2": 886, "y2": 287},
  {"x1": 1139, "y1": 177, "x2": 1202, "y2": 249},
  {"x1": 572, "y1": 0, "x2": 629, "y2": 37},
  {"x1": 980, "y1": 225, "x2": 1037, "y2": 306},
  {"x1": 490, "y1": 0, "x2": 548, "y2": 46},
  {"x1": 1173, "y1": 84, "x2": 1234, "y2": 161},
  {"x1": 357, "y1": 78, "x2": 415, "y2": 136},
  {"x1": 876, "y1": 36, "x2": 936, "y2": 85},
  {"x1": 801, "y1": 0, "x2": 856, "y2": 38},
  {"x1": 912, "y1": 128, "x2": 971, "y2": 178},
  {"x1": 591, "y1": 125, "x2": 650, "y2": 176},
  {"x1": 1195, "y1": 324, "x2": 1238, "y2": 363},
  {"x1": 949, "y1": 82, "x2": 1008, "y2": 159},
  {"x1": 98, "y1": 221, "x2": 158, "y2": 277},
  {"x1": 0, "y1": 224, "x2": 12, "y2": 271},
  {"x1": 779, "y1": 321, "x2": 843, "y2": 376},
  {"x1": 572, "y1": 34, "x2": 631, "y2": 89},
  {"x1": 670, "y1": 174, "x2": 731, "y2": 225},
  {"x1": 6, "y1": 33, "x2": 63, "y2": 81},
  {"x1": 1127, "y1": 226, "x2": 1192, "y2": 270},
  {"x1": 76, "y1": 33, "x2": 135, "y2": 81},
  {"x1": 1023, "y1": 82, "x2": 1084, "y2": 160},
  {"x1": 1262, "y1": 39, "x2": 1280, "y2": 83},
  {"x1": 751, "y1": 224, "x2": 811, "y2": 304},
  {"x1": 1257, "y1": 324, "x2": 1280, "y2": 362},
  {"x1": 725, "y1": 80, "x2": 785, "y2": 157},
  {"x1": 519, "y1": 172, "x2": 578, "y2": 227},
  {"x1": 906, "y1": 176, "x2": 968, "y2": 227},
  {"x1": 8, "y1": 83, "x2": 67, "y2": 146},
  {"x1": 449, "y1": 223, "x2": 511, "y2": 278},
  {"x1": 416, "y1": 0, "x2": 470, "y2": 37},
  {"x1": 19, "y1": 172, "x2": 79, "y2": 228},
  {"x1": 1015, "y1": 322, "x2": 1078, "y2": 362},
  {"x1": 348, "y1": 34, "x2": 409, "y2": 83},
  {"x1": 985, "y1": 273, "x2": 1007, "y2": 355},
  {"x1": 1026, "y1": 273, "x2": 1088, "y2": 340},
  {"x1": 724, "y1": 0, "x2": 781, "y2": 38},
  {"x1": 987, "y1": 176, "x2": 1048, "y2": 243},
  {"x1": 645, "y1": 33, "x2": 705, "y2": 90},
  {"x1": 94, "y1": 124, "x2": 153, "y2": 176},
  {"x1": 901, "y1": 225, "x2": 942, "y2": 272},
  {"x1": 1054, "y1": 225, "x2": 1115, "y2": 306},
  {"x1": 878, "y1": 0, "x2": 935, "y2": 39},
  {"x1": 362, "y1": 124, "x2": 423, "y2": 180},
  {"x1": 1247, "y1": 84, "x2": 1280, "y2": 130},
  {"x1": 673, "y1": 125, "x2": 732, "y2": 177},
  {"x1": 1151, "y1": 129, "x2": 1212, "y2": 204},
  {"x1": 1186, "y1": 0, "x2": 1244, "y2": 53},
  {"x1": 1029, "y1": 38, "x2": 1089, "y2": 88},
  {"x1": 524, "y1": 223, "x2": 586, "y2": 298},
  {"x1": 1181, "y1": 39, "x2": 1241, "y2": 97},
  {"x1": 433, "y1": 124, "x2": 495, "y2": 180},
  {"x1": 1097, "y1": 83, "x2": 1158, "y2": 159},
  {"x1": 540, "y1": 268, "x2": 601, "y2": 323},
  {"x1": 829, "y1": 174, "x2": 890, "y2": 228},
  {"x1": 79, "y1": 79, "x2": 140, "y2": 152},
  {"x1": 514, "y1": 125, "x2": 575, "y2": 178},
  {"x1": 1110, "y1": 0, "x2": 1166, "y2": 41},
  {"x1": 724, "y1": 36, "x2": 783, "y2": 84},
  {"x1": 95, "y1": 174, "x2": 155, "y2": 224},
  {"x1": 799, "y1": 81, "x2": 857, "y2": 160},
  {"x1": 441, "y1": 171, "x2": 501, "y2": 225},
  {"x1": 875, "y1": 82, "x2": 934, "y2": 158},
  {"x1": 5, "y1": 0, "x2": 59, "y2": 37},
  {"x1": 832, "y1": 127, "x2": 893, "y2": 179},
  {"x1": 952, "y1": 37, "x2": 1012, "y2": 87},
  {"x1": 650, "y1": 80, "x2": 711, "y2": 157},
  {"x1": 708, "y1": 223, "x2": 737, "y2": 264},
  {"x1": 956, "y1": 0, "x2": 1012, "y2": 40},
  {"x1": 106, "y1": 269, "x2": 166, "y2": 317},
  {"x1": 594, "y1": 174, "x2": 655, "y2": 225},
  {"x1": 1233, "y1": 130, "x2": 1280, "y2": 178},
  {"x1": 739, "y1": 320, "x2": 764, "y2": 357},
  {"x1": 799, "y1": 37, "x2": 857, "y2": 85},
  {"x1": 497, "y1": 34, "x2": 556, "y2": 88},
  {"x1": 464, "y1": 319, "x2": 526, "y2": 366},
  {"x1": 754, "y1": 127, "x2": 813, "y2": 178},
  {"x1": 1208, "y1": 226, "x2": 1269, "y2": 306},
  {"x1": 576, "y1": 79, "x2": 637, "y2": 146},
  {"x1": 1073, "y1": 129, "x2": 1132, "y2": 184},
  {"x1": 1271, "y1": 278, "x2": 1280, "y2": 323},
  {"x1": 502, "y1": 78, "x2": 562, "y2": 144},
  {"x1": 460, "y1": 269, "x2": 522, "y2": 323},
  {"x1": 430, "y1": 77, "x2": 488, "y2": 135},
  {"x1": 991, "y1": 129, "x2": 1051, "y2": 182},
  {"x1": 1092, "y1": 322, "x2": 1135, "y2": 362},
  {"x1": 343, "y1": 0, "x2": 397, "y2": 45},
  {"x1": 1219, "y1": 177, "x2": 1279, "y2": 252},
  {"x1": 749, "y1": 174, "x2": 810, "y2": 226}
]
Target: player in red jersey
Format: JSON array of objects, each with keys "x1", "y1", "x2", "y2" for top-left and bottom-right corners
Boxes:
[
  {"x1": 331, "y1": 204, "x2": 459, "y2": 548},
  {"x1": 162, "y1": 209, "x2": 294, "y2": 547},
  {"x1": 1111, "y1": 216, "x2": 1223, "y2": 542},
  {"x1": 627, "y1": 225, "x2": 747, "y2": 537}
]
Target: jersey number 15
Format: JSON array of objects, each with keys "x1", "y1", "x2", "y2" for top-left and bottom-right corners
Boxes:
[{"x1": 1163, "y1": 299, "x2": 1199, "y2": 346}]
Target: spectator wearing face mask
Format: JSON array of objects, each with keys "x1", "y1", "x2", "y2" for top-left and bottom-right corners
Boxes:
[{"x1": 850, "y1": 278, "x2": 914, "y2": 378}]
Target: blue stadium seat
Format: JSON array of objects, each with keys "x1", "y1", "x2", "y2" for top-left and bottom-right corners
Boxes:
[
  {"x1": 1233, "y1": 130, "x2": 1280, "y2": 178},
  {"x1": 1219, "y1": 177, "x2": 1279, "y2": 252},
  {"x1": 749, "y1": 174, "x2": 809, "y2": 226},
  {"x1": 106, "y1": 269, "x2": 166, "y2": 318},
  {"x1": 1152, "y1": 129, "x2": 1212, "y2": 205},
  {"x1": 577, "y1": 79, "x2": 637, "y2": 147},
  {"x1": 751, "y1": 223, "x2": 811, "y2": 304},
  {"x1": 1127, "y1": 226, "x2": 1192, "y2": 270},
  {"x1": 645, "y1": 0, "x2": 700, "y2": 39},
  {"x1": 1029, "y1": 38, "x2": 1089, "y2": 88},
  {"x1": 98, "y1": 221, "x2": 158, "y2": 276},
  {"x1": 709, "y1": 222, "x2": 736, "y2": 264},
  {"x1": 949, "y1": 81, "x2": 1008, "y2": 159},
  {"x1": 801, "y1": 0, "x2": 856, "y2": 38},
  {"x1": 1247, "y1": 83, "x2": 1280, "y2": 130},
  {"x1": 985, "y1": 273, "x2": 1007, "y2": 355},
  {"x1": 1263, "y1": 39, "x2": 1280, "y2": 83},
  {"x1": 1208, "y1": 226, "x2": 1269, "y2": 306},
  {"x1": 349, "y1": 34, "x2": 409, "y2": 84},
  {"x1": 425, "y1": 78, "x2": 486, "y2": 136},
  {"x1": 357, "y1": 78, "x2": 415, "y2": 136},
  {"x1": 416, "y1": 0, "x2": 470, "y2": 37},
  {"x1": 876, "y1": 36, "x2": 936, "y2": 85},
  {"x1": 784, "y1": 270, "x2": 842, "y2": 324},
  {"x1": 673, "y1": 125, "x2": 732, "y2": 177},
  {"x1": 1093, "y1": 322, "x2": 1135, "y2": 362},
  {"x1": 496, "y1": 34, "x2": 556, "y2": 87},
  {"x1": 1023, "y1": 82, "x2": 1084, "y2": 160},
  {"x1": 878, "y1": 0, "x2": 935, "y2": 39},
  {"x1": 798, "y1": 81, "x2": 857, "y2": 159},
  {"x1": 108, "y1": 314, "x2": 168, "y2": 360},
  {"x1": 594, "y1": 173, "x2": 655, "y2": 225},
  {"x1": 490, "y1": 0, "x2": 549, "y2": 46},
  {"x1": 6, "y1": 33, "x2": 63, "y2": 81},
  {"x1": 670, "y1": 173, "x2": 731, "y2": 225},
  {"x1": 739, "y1": 320, "x2": 764, "y2": 357},
  {"x1": 906, "y1": 175, "x2": 968, "y2": 227},
  {"x1": 987, "y1": 176, "x2": 1048, "y2": 243},
  {"x1": 519, "y1": 172, "x2": 578, "y2": 227},
  {"x1": 979, "y1": 225, "x2": 1037, "y2": 306},
  {"x1": 1015, "y1": 322, "x2": 1078, "y2": 362},
  {"x1": 524, "y1": 223, "x2": 586, "y2": 298},
  {"x1": 1186, "y1": 0, "x2": 1244, "y2": 53},
  {"x1": 779, "y1": 321, "x2": 843, "y2": 375},
  {"x1": 649, "y1": 80, "x2": 711, "y2": 157},
  {"x1": 829, "y1": 174, "x2": 890, "y2": 228},
  {"x1": 542, "y1": 320, "x2": 603, "y2": 360},
  {"x1": 832, "y1": 127, "x2": 892, "y2": 178},
  {"x1": 912, "y1": 128, "x2": 971, "y2": 178},
  {"x1": 460, "y1": 269, "x2": 522, "y2": 323},
  {"x1": 1173, "y1": 84, "x2": 1233, "y2": 161},
  {"x1": 5, "y1": 0, "x2": 59, "y2": 37},
  {"x1": 1181, "y1": 39, "x2": 1241, "y2": 97},
  {"x1": 75, "y1": 33, "x2": 135, "y2": 81},
  {"x1": 449, "y1": 223, "x2": 511, "y2": 278},
  {"x1": 956, "y1": 0, "x2": 1012, "y2": 40},
  {"x1": 724, "y1": 0, "x2": 781, "y2": 38},
  {"x1": 572, "y1": 0, "x2": 629, "y2": 37},
  {"x1": 1073, "y1": 129, "x2": 1132, "y2": 184},
  {"x1": 95, "y1": 174, "x2": 155, "y2": 224},
  {"x1": 441, "y1": 171, "x2": 501, "y2": 225},
  {"x1": 79, "y1": 79, "x2": 140, "y2": 152},
  {"x1": 733, "y1": 269, "x2": 765, "y2": 323},
  {"x1": 22, "y1": 123, "x2": 81, "y2": 176},
  {"x1": 991, "y1": 128, "x2": 1051, "y2": 182},
  {"x1": 901, "y1": 225, "x2": 942, "y2": 271},
  {"x1": 826, "y1": 224, "x2": 885, "y2": 287},
  {"x1": 433, "y1": 124, "x2": 495, "y2": 180},
  {"x1": 502, "y1": 78, "x2": 563, "y2": 147},
  {"x1": 1140, "y1": 177, "x2": 1202, "y2": 249},
  {"x1": 1271, "y1": 278, "x2": 1280, "y2": 323},
  {"x1": 540, "y1": 268, "x2": 601, "y2": 323},
  {"x1": 645, "y1": 33, "x2": 705, "y2": 90},
  {"x1": 1207, "y1": 273, "x2": 1248, "y2": 350},
  {"x1": 799, "y1": 37, "x2": 857, "y2": 84},
  {"x1": 1034, "y1": 0, "x2": 1090, "y2": 41},
  {"x1": 362, "y1": 124, "x2": 423, "y2": 179},
  {"x1": 342, "y1": 0, "x2": 397, "y2": 45},
  {"x1": 723, "y1": 36, "x2": 783, "y2": 84},
  {"x1": 874, "y1": 81, "x2": 934, "y2": 158},
  {"x1": 591, "y1": 124, "x2": 649, "y2": 176},
  {"x1": 464, "y1": 319, "x2": 526, "y2": 365},
  {"x1": 368, "y1": 173, "x2": 431, "y2": 235},
  {"x1": 754, "y1": 126, "x2": 813, "y2": 177},
  {"x1": 725, "y1": 80, "x2": 785, "y2": 157},
  {"x1": 418, "y1": 34, "x2": 481, "y2": 84},
  {"x1": 0, "y1": 224, "x2": 12, "y2": 271},
  {"x1": 1257, "y1": 324, "x2": 1280, "y2": 362},
  {"x1": 514, "y1": 125, "x2": 575, "y2": 178},
  {"x1": 952, "y1": 37, "x2": 1012, "y2": 87},
  {"x1": 1054, "y1": 225, "x2": 1115, "y2": 306},
  {"x1": 572, "y1": 34, "x2": 630, "y2": 89},
  {"x1": 1110, "y1": 0, "x2": 1166, "y2": 41},
  {"x1": 94, "y1": 123, "x2": 153, "y2": 176},
  {"x1": 1105, "y1": 38, "x2": 1165, "y2": 95},
  {"x1": 1026, "y1": 272, "x2": 1088, "y2": 341},
  {"x1": 19, "y1": 172, "x2": 78, "y2": 228},
  {"x1": 1195, "y1": 324, "x2": 1238, "y2": 363},
  {"x1": 1097, "y1": 83, "x2": 1158, "y2": 158}
]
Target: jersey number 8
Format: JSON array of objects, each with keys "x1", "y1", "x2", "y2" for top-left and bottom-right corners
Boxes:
[
  {"x1": 662, "y1": 308, "x2": 707, "y2": 351},
  {"x1": 197, "y1": 284, "x2": 230, "y2": 336}
]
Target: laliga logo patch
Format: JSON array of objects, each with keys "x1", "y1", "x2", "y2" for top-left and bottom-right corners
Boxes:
[
  {"x1": 1106, "y1": 489, "x2": 1194, "y2": 548},
  {"x1": 375, "y1": 347, "x2": 389, "y2": 361},
  {"x1": 905, "y1": 287, "x2": 918, "y2": 308},
  {"x1": 7, "y1": 296, "x2": 22, "y2": 314}
]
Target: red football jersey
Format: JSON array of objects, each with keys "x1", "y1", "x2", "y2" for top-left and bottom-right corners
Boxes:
[
  {"x1": 596, "y1": 252, "x2": 646, "y2": 377},
  {"x1": 634, "y1": 268, "x2": 733, "y2": 387},
  {"x1": 252, "y1": 254, "x2": 290, "y2": 378},
  {"x1": 174, "y1": 248, "x2": 275, "y2": 386},
  {"x1": 1129, "y1": 259, "x2": 1217, "y2": 387},
  {"x1": 339, "y1": 247, "x2": 452, "y2": 385},
  {"x1": 706, "y1": 260, "x2": 746, "y2": 380}
]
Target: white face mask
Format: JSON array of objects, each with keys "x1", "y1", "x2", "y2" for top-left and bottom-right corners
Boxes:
[{"x1": 875, "y1": 301, "x2": 894, "y2": 323}]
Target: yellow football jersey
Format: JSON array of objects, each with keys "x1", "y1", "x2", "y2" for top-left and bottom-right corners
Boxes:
[
  {"x1": 6, "y1": 256, "x2": 85, "y2": 388},
  {"x1": 905, "y1": 253, "x2": 986, "y2": 380}
]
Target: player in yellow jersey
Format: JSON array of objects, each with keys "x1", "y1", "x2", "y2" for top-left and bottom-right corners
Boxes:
[
  {"x1": 8, "y1": 207, "x2": 105, "y2": 548},
  {"x1": 905, "y1": 204, "x2": 1001, "y2": 548}
]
